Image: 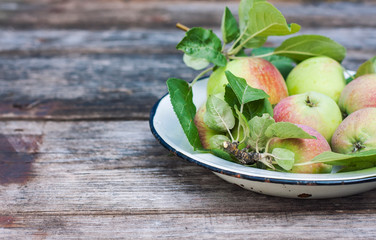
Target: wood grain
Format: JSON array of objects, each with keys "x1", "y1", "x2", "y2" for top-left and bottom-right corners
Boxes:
[
  {"x1": 0, "y1": 120, "x2": 374, "y2": 238},
  {"x1": 0, "y1": 28, "x2": 375, "y2": 120},
  {"x1": 2, "y1": 212, "x2": 376, "y2": 239},
  {"x1": 0, "y1": 1, "x2": 375, "y2": 29},
  {"x1": 1, "y1": 28, "x2": 375, "y2": 56},
  {"x1": 1, "y1": 1, "x2": 376, "y2": 238}
]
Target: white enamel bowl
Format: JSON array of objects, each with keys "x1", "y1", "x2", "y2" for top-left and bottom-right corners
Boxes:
[{"x1": 149, "y1": 78, "x2": 376, "y2": 199}]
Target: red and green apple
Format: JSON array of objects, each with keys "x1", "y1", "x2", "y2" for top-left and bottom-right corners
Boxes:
[
  {"x1": 338, "y1": 73, "x2": 376, "y2": 115},
  {"x1": 331, "y1": 108, "x2": 376, "y2": 154},
  {"x1": 273, "y1": 91, "x2": 342, "y2": 143},
  {"x1": 207, "y1": 58, "x2": 288, "y2": 105},
  {"x1": 269, "y1": 124, "x2": 332, "y2": 173}
]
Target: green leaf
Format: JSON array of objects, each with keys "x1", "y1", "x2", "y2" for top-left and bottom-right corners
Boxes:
[
  {"x1": 272, "y1": 148, "x2": 295, "y2": 171},
  {"x1": 224, "y1": 85, "x2": 273, "y2": 121},
  {"x1": 225, "y1": 71, "x2": 270, "y2": 104},
  {"x1": 242, "y1": 37, "x2": 268, "y2": 49},
  {"x1": 244, "y1": 99, "x2": 274, "y2": 119},
  {"x1": 246, "y1": 2, "x2": 301, "y2": 37},
  {"x1": 274, "y1": 35, "x2": 346, "y2": 63},
  {"x1": 177, "y1": 27, "x2": 227, "y2": 67},
  {"x1": 346, "y1": 75, "x2": 356, "y2": 84},
  {"x1": 166, "y1": 78, "x2": 202, "y2": 150},
  {"x1": 210, "y1": 148, "x2": 235, "y2": 162},
  {"x1": 204, "y1": 95, "x2": 236, "y2": 132},
  {"x1": 238, "y1": 0, "x2": 266, "y2": 32},
  {"x1": 240, "y1": 2, "x2": 300, "y2": 48},
  {"x1": 223, "y1": 70, "x2": 271, "y2": 121},
  {"x1": 238, "y1": 1, "x2": 271, "y2": 49},
  {"x1": 309, "y1": 150, "x2": 376, "y2": 172},
  {"x1": 252, "y1": 47, "x2": 295, "y2": 78},
  {"x1": 265, "y1": 122, "x2": 316, "y2": 140},
  {"x1": 224, "y1": 84, "x2": 239, "y2": 111},
  {"x1": 248, "y1": 113, "x2": 275, "y2": 151},
  {"x1": 355, "y1": 56, "x2": 376, "y2": 78},
  {"x1": 183, "y1": 53, "x2": 210, "y2": 70},
  {"x1": 209, "y1": 135, "x2": 230, "y2": 150},
  {"x1": 221, "y1": 7, "x2": 240, "y2": 44},
  {"x1": 234, "y1": 106, "x2": 250, "y2": 144}
]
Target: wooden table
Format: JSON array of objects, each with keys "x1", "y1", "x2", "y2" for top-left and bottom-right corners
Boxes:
[{"x1": 1, "y1": 0, "x2": 376, "y2": 239}]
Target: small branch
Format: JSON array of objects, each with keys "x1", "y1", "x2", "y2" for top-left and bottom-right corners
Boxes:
[
  {"x1": 223, "y1": 141, "x2": 261, "y2": 165},
  {"x1": 228, "y1": 56, "x2": 250, "y2": 60},
  {"x1": 227, "y1": 52, "x2": 274, "y2": 60},
  {"x1": 190, "y1": 66, "x2": 213, "y2": 86},
  {"x1": 251, "y1": 52, "x2": 275, "y2": 59},
  {"x1": 227, "y1": 31, "x2": 246, "y2": 55},
  {"x1": 176, "y1": 23, "x2": 190, "y2": 32}
]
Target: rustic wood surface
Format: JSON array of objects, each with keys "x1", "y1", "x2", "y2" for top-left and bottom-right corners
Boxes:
[{"x1": 1, "y1": 0, "x2": 376, "y2": 239}]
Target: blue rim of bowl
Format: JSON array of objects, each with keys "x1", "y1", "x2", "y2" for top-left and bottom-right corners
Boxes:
[{"x1": 149, "y1": 91, "x2": 376, "y2": 186}]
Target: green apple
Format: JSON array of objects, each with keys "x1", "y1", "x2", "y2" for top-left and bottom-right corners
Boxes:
[
  {"x1": 338, "y1": 73, "x2": 376, "y2": 115},
  {"x1": 286, "y1": 56, "x2": 346, "y2": 102},
  {"x1": 207, "y1": 57, "x2": 288, "y2": 105},
  {"x1": 273, "y1": 91, "x2": 342, "y2": 143},
  {"x1": 269, "y1": 124, "x2": 332, "y2": 173},
  {"x1": 331, "y1": 108, "x2": 376, "y2": 154}
]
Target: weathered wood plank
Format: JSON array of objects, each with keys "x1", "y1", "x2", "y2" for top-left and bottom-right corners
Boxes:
[
  {"x1": 0, "y1": 28, "x2": 375, "y2": 120},
  {"x1": 0, "y1": 120, "x2": 374, "y2": 238},
  {"x1": 0, "y1": 54, "x2": 195, "y2": 120},
  {"x1": 0, "y1": 1, "x2": 375, "y2": 29},
  {"x1": 0, "y1": 121, "x2": 375, "y2": 215},
  {"x1": 1, "y1": 28, "x2": 375, "y2": 55},
  {"x1": 1, "y1": 212, "x2": 376, "y2": 239}
]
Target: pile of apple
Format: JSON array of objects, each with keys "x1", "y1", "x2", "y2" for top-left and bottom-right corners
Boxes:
[{"x1": 195, "y1": 56, "x2": 376, "y2": 173}]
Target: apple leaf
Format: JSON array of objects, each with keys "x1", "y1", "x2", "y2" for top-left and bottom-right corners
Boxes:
[
  {"x1": 252, "y1": 47, "x2": 295, "y2": 78},
  {"x1": 238, "y1": 0, "x2": 266, "y2": 32},
  {"x1": 272, "y1": 148, "x2": 295, "y2": 171},
  {"x1": 210, "y1": 148, "x2": 236, "y2": 162},
  {"x1": 244, "y1": 99, "x2": 274, "y2": 120},
  {"x1": 308, "y1": 150, "x2": 376, "y2": 172},
  {"x1": 265, "y1": 122, "x2": 316, "y2": 140},
  {"x1": 224, "y1": 85, "x2": 273, "y2": 121},
  {"x1": 166, "y1": 78, "x2": 202, "y2": 150},
  {"x1": 223, "y1": 84, "x2": 239, "y2": 112},
  {"x1": 240, "y1": 2, "x2": 300, "y2": 48},
  {"x1": 224, "y1": 70, "x2": 272, "y2": 121},
  {"x1": 204, "y1": 95, "x2": 236, "y2": 132},
  {"x1": 177, "y1": 27, "x2": 227, "y2": 67},
  {"x1": 183, "y1": 54, "x2": 210, "y2": 70},
  {"x1": 238, "y1": 1, "x2": 273, "y2": 49},
  {"x1": 245, "y1": 2, "x2": 301, "y2": 37},
  {"x1": 221, "y1": 7, "x2": 239, "y2": 44},
  {"x1": 248, "y1": 113, "x2": 275, "y2": 151},
  {"x1": 209, "y1": 135, "x2": 230, "y2": 150},
  {"x1": 225, "y1": 71, "x2": 270, "y2": 104},
  {"x1": 274, "y1": 35, "x2": 346, "y2": 63},
  {"x1": 355, "y1": 56, "x2": 376, "y2": 78}
]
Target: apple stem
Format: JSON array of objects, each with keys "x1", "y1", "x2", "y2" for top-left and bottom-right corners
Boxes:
[
  {"x1": 352, "y1": 142, "x2": 365, "y2": 153},
  {"x1": 176, "y1": 23, "x2": 190, "y2": 32},
  {"x1": 305, "y1": 96, "x2": 316, "y2": 107}
]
